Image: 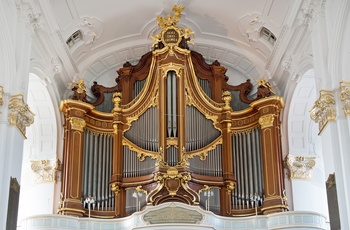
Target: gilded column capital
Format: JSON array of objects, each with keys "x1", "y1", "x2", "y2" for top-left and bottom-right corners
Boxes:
[
  {"x1": 31, "y1": 158, "x2": 61, "y2": 183},
  {"x1": 309, "y1": 90, "x2": 336, "y2": 135},
  {"x1": 8, "y1": 94, "x2": 35, "y2": 138},
  {"x1": 258, "y1": 114, "x2": 275, "y2": 129},
  {"x1": 340, "y1": 81, "x2": 350, "y2": 116},
  {"x1": 69, "y1": 117, "x2": 86, "y2": 131},
  {"x1": 285, "y1": 154, "x2": 316, "y2": 180}
]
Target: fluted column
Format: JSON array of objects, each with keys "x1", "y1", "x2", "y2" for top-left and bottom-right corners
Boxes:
[
  {"x1": 251, "y1": 96, "x2": 287, "y2": 214},
  {"x1": 220, "y1": 91, "x2": 235, "y2": 216},
  {"x1": 110, "y1": 92, "x2": 125, "y2": 217},
  {"x1": 59, "y1": 100, "x2": 93, "y2": 216}
]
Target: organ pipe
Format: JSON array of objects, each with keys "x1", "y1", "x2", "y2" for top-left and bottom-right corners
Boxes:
[
  {"x1": 231, "y1": 128, "x2": 264, "y2": 211},
  {"x1": 82, "y1": 130, "x2": 114, "y2": 211}
]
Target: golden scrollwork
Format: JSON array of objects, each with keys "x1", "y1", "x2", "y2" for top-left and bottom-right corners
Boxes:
[
  {"x1": 123, "y1": 137, "x2": 159, "y2": 162},
  {"x1": 285, "y1": 154, "x2": 316, "y2": 180},
  {"x1": 0, "y1": 85, "x2": 4, "y2": 106},
  {"x1": 8, "y1": 94, "x2": 35, "y2": 138},
  {"x1": 153, "y1": 168, "x2": 192, "y2": 196},
  {"x1": 31, "y1": 158, "x2": 61, "y2": 183},
  {"x1": 135, "y1": 185, "x2": 148, "y2": 195},
  {"x1": 340, "y1": 81, "x2": 350, "y2": 116},
  {"x1": 69, "y1": 117, "x2": 86, "y2": 131},
  {"x1": 309, "y1": 90, "x2": 336, "y2": 135},
  {"x1": 258, "y1": 114, "x2": 275, "y2": 129}
]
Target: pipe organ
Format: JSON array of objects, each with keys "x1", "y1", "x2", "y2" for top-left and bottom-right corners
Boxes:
[{"x1": 59, "y1": 5, "x2": 287, "y2": 218}]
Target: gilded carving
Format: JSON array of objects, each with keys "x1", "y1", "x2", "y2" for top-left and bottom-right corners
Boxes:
[
  {"x1": 111, "y1": 182, "x2": 121, "y2": 195},
  {"x1": 285, "y1": 154, "x2": 316, "y2": 180},
  {"x1": 258, "y1": 114, "x2": 275, "y2": 129},
  {"x1": 0, "y1": 85, "x2": 3, "y2": 106},
  {"x1": 222, "y1": 91, "x2": 232, "y2": 110},
  {"x1": 69, "y1": 79, "x2": 87, "y2": 101},
  {"x1": 151, "y1": 5, "x2": 194, "y2": 50},
  {"x1": 309, "y1": 90, "x2": 336, "y2": 135},
  {"x1": 69, "y1": 117, "x2": 86, "y2": 131},
  {"x1": 112, "y1": 92, "x2": 122, "y2": 113},
  {"x1": 8, "y1": 94, "x2": 35, "y2": 138},
  {"x1": 340, "y1": 81, "x2": 350, "y2": 116},
  {"x1": 10, "y1": 177, "x2": 20, "y2": 192},
  {"x1": 31, "y1": 158, "x2": 61, "y2": 183}
]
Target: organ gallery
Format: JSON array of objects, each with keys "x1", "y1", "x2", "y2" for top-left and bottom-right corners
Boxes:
[{"x1": 58, "y1": 5, "x2": 287, "y2": 218}]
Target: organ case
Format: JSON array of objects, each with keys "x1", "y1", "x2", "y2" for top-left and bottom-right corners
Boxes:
[{"x1": 59, "y1": 5, "x2": 287, "y2": 218}]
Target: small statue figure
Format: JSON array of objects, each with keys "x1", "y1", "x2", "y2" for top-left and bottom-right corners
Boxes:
[{"x1": 69, "y1": 79, "x2": 87, "y2": 101}]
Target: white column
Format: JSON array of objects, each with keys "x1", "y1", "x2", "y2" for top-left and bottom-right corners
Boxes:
[{"x1": 0, "y1": 0, "x2": 37, "y2": 228}]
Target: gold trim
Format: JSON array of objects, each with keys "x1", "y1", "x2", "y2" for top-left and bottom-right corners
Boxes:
[
  {"x1": 340, "y1": 81, "x2": 350, "y2": 116},
  {"x1": 250, "y1": 96, "x2": 285, "y2": 108},
  {"x1": 69, "y1": 117, "x2": 86, "y2": 131},
  {"x1": 185, "y1": 137, "x2": 222, "y2": 161},
  {"x1": 309, "y1": 90, "x2": 336, "y2": 135},
  {"x1": 123, "y1": 137, "x2": 158, "y2": 161}
]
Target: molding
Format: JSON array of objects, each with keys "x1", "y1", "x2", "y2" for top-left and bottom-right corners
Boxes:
[
  {"x1": 8, "y1": 94, "x2": 35, "y2": 138},
  {"x1": 285, "y1": 154, "x2": 316, "y2": 180},
  {"x1": 309, "y1": 90, "x2": 336, "y2": 135},
  {"x1": 30, "y1": 158, "x2": 61, "y2": 183},
  {"x1": 340, "y1": 81, "x2": 350, "y2": 116}
]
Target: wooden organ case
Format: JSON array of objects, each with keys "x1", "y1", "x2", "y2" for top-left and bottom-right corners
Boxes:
[{"x1": 59, "y1": 6, "x2": 287, "y2": 218}]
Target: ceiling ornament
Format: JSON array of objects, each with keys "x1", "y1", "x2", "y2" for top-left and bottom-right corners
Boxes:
[
  {"x1": 239, "y1": 14, "x2": 265, "y2": 43},
  {"x1": 281, "y1": 54, "x2": 300, "y2": 80},
  {"x1": 79, "y1": 17, "x2": 103, "y2": 46},
  {"x1": 340, "y1": 81, "x2": 350, "y2": 116},
  {"x1": 309, "y1": 90, "x2": 336, "y2": 135},
  {"x1": 16, "y1": 0, "x2": 44, "y2": 31},
  {"x1": 285, "y1": 154, "x2": 316, "y2": 180},
  {"x1": 298, "y1": 0, "x2": 326, "y2": 29},
  {"x1": 8, "y1": 94, "x2": 35, "y2": 138},
  {"x1": 30, "y1": 158, "x2": 61, "y2": 183}
]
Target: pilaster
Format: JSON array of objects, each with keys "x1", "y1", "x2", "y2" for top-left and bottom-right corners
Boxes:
[
  {"x1": 251, "y1": 96, "x2": 287, "y2": 214},
  {"x1": 59, "y1": 100, "x2": 94, "y2": 216}
]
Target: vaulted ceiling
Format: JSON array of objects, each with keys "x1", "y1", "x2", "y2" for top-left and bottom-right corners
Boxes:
[{"x1": 32, "y1": 0, "x2": 313, "y2": 99}]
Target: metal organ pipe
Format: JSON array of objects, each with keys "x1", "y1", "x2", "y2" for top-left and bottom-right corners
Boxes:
[
  {"x1": 231, "y1": 127, "x2": 264, "y2": 211},
  {"x1": 82, "y1": 130, "x2": 114, "y2": 211}
]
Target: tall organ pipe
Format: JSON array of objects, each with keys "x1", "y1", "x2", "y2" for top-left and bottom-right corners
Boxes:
[
  {"x1": 231, "y1": 128, "x2": 263, "y2": 210},
  {"x1": 82, "y1": 130, "x2": 114, "y2": 210}
]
